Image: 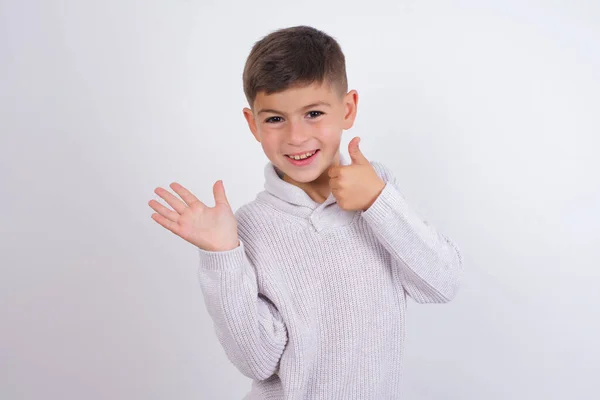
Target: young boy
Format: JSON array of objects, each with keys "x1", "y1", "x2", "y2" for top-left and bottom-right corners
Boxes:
[{"x1": 149, "y1": 25, "x2": 463, "y2": 399}]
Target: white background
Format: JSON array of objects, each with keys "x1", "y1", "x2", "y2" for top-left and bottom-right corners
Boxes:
[{"x1": 1, "y1": 1, "x2": 599, "y2": 399}]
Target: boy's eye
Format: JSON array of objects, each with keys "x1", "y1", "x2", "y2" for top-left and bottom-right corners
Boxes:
[
  {"x1": 307, "y1": 111, "x2": 324, "y2": 118},
  {"x1": 265, "y1": 116, "x2": 283, "y2": 123}
]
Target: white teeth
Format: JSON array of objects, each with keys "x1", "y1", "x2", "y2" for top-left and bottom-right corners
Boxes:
[{"x1": 287, "y1": 150, "x2": 317, "y2": 160}]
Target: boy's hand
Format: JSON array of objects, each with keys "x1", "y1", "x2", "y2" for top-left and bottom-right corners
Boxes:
[
  {"x1": 148, "y1": 180, "x2": 240, "y2": 252},
  {"x1": 328, "y1": 137, "x2": 386, "y2": 211}
]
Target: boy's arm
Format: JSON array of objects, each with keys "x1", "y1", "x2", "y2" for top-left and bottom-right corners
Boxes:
[
  {"x1": 361, "y1": 162, "x2": 464, "y2": 304},
  {"x1": 197, "y1": 240, "x2": 287, "y2": 380}
]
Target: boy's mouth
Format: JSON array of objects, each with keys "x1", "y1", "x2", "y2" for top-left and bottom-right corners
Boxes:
[
  {"x1": 285, "y1": 149, "x2": 319, "y2": 160},
  {"x1": 284, "y1": 149, "x2": 320, "y2": 166}
]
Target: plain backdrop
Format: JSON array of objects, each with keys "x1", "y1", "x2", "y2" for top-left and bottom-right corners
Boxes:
[{"x1": 1, "y1": 1, "x2": 599, "y2": 399}]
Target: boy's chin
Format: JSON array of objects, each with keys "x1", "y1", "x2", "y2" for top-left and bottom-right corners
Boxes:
[
  {"x1": 279, "y1": 167, "x2": 313, "y2": 181},
  {"x1": 278, "y1": 160, "x2": 327, "y2": 183}
]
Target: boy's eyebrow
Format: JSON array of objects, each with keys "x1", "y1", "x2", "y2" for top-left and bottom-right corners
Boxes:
[{"x1": 257, "y1": 101, "x2": 332, "y2": 115}]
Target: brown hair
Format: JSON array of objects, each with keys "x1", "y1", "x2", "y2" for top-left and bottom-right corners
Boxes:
[{"x1": 242, "y1": 25, "x2": 348, "y2": 109}]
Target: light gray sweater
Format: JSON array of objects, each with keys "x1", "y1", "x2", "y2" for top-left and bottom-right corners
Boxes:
[{"x1": 197, "y1": 152, "x2": 463, "y2": 399}]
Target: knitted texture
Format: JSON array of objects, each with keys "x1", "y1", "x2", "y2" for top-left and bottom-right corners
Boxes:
[{"x1": 197, "y1": 152, "x2": 463, "y2": 399}]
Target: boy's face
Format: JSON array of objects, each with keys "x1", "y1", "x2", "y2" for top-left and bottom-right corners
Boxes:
[{"x1": 243, "y1": 82, "x2": 358, "y2": 187}]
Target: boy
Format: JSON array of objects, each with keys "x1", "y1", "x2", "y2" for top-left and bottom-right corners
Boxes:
[{"x1": 148, "y1": 25, "x2": 463, "y2": 399}]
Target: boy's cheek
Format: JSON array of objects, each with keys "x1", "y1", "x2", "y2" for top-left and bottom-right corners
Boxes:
[{"x1": 314, "y1": 121, "x2": 343, "y2": 138}]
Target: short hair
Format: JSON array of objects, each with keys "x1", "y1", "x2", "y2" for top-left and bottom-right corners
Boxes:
[{"x1": 242, "y1": 25, "x2": 348, "y2": 109}]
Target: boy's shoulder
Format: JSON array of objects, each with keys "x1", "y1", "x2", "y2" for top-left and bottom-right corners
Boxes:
[
  {"x1": 232, "y1": 198, "x2": 296, "y2": 251},
  {"x1": 232, "y1": 195, "x2": 288, "y2": 228},
  {"x1": 233, "y1": 199, "x2": 268, "y2": 224},
  {"x1": 369, "y1": 159, "x2": 397, "y2": 185}
]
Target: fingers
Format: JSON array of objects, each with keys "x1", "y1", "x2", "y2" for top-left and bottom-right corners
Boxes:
[
  {"x1": 213, "y1": 180, "x2": 230, "y2": 206},
  {"x1": 150, "y1": 212, "x2": 181, "y2": 236},
  {"x1": 148, "y1": 199, "x2": 179, "y2": 222},
  {"x1": 169, "y1": 182, "x2": 203, "y2": 208},
  {"x1": 153, "y1": 186, "x2": 188, "y2": 214}
]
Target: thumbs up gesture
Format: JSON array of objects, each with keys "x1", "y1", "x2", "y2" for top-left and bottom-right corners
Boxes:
[
  {"x1": 148, "y1": 180, "x2": 240, "y2": 252},
  {"x1": 328, "y1": 137, "x2": 386, "y2": 211}
]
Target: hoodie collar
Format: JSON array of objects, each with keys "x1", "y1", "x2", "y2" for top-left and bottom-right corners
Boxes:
[{"x1": 256, "y1": 152, "x2": 358, "y2": 231}]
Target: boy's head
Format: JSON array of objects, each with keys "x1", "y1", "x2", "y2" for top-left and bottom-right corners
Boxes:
[{"x1": 242, "y1": 26, "x2": 358, "y2": 188}]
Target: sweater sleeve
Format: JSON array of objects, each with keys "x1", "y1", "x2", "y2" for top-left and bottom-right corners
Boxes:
[
  {"x1": 361, "y1": 162, "x2": 464, "y2": 304},
  {"x1": 196, "y1": 239, "x2": 288, "y2": 380}
]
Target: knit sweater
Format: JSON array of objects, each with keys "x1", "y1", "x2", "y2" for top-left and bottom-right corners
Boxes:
[{"x1": 197, "y1": 152, "x2": 463, "y2": 399}]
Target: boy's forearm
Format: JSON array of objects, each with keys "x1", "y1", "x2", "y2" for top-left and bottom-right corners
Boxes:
[
  {"x1": 361, "y1": 180, "x2": 463, "y2": 303},
  {"x1": 197, "y1": 242, "x2": 288, "y2": 379}
]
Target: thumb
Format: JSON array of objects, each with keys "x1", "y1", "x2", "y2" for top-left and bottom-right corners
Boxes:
[
  {"x1": 213, "y1": 180, "x2": 230, "y2": 206},
  {"x1": 348, "y1": 137, "x2": 368, "y2": 165}
]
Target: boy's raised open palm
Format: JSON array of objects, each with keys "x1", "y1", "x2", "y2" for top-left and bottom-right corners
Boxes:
[{"x1": 148, "y1": 180, "x2": 239, "y2": 252}]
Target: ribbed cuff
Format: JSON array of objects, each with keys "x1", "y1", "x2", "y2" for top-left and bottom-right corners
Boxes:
[
  {"x1": 361, "y1": 182, "x2": 411, "y2": 226},
  {"x1": 197, "y1": 240, "x2": 246, "y2": 271}
]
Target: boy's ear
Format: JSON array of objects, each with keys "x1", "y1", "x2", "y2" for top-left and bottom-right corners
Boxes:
[
  {"x1": 342, "y1": 90, "x2": 358, "y2": 130},
  {"x1": 243, "y1": 107, "x2": 261, "y2": 142}
]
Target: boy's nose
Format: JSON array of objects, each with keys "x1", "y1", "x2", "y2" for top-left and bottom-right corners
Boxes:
[{"x1": 286, "y1": 122, "x2": 311, "y2": 145}]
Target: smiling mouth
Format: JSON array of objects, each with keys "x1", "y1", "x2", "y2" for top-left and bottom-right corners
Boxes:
[{"x1": 285, "y1": 149, "x2": 319, "y2": 159}]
